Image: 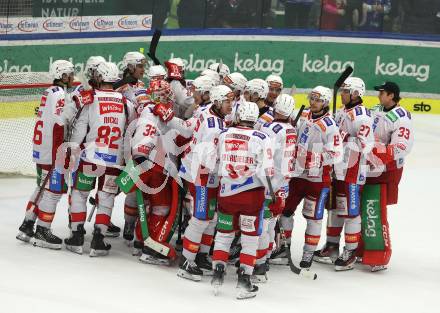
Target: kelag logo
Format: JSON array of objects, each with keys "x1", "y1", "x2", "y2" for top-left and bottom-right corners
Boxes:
[
  {"x1": 413, "y1": 102, "x2": 431, "y2": 112},
  {"x1": 118, "y1": 16, "x2": 138, "y2": 30},
  {"x1": 43, "y1": 19, "x2": 64, "y2": 32},
  {"x1": 17, "y1": 20, "x2": 39, "y2": 33},
  {"x1": 94, "y1": 18, "x2": 114, "y2": 30}
]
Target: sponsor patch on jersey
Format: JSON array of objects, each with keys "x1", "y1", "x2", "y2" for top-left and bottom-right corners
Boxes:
[
  {"x1": 40, "y1": 95, "x2": 47, "y2": 107},
  {"x1": 252, "y1": 131, "x2": 266, "y2": 140},
  {"x1": 407, "y1": 111, "x2": 412, "y2": 120},
  {"x1": 366, "y1": 109, "x2": 371, "y2": 117},
  {"x1": 396, "y1": 108, "x2": 406, "y2": 118},
  {"x1": 303, "y1": 126, "x2": 310, "y2": 134},
  {"x1": 194, "y1": 186, "x2": 208, "y2": 220},
  {"x1": 225, "y1": 139, "x2": 248, "y2": 151},
  {"x1": 135, "y1": 89, "x2": 147, "y2": 97},
  {"x1": 386, "y1": 111, "x2": 398, "y2": 122},
  {"x1": 52, "y1": 86, "x2": 61, "y2": 93},
  {"x1": 94, "y1": 152, "x2": 117, "y2": 163},
  {"x1": 272, "y1": 124, "x2": 283, "y2": 134},
  {"x1": 323, "y1": 117, "x2": 333, "y2": 127},
  {"x1": 316, "y1": 121, "x2": 326, "y2": 132},
  {"x1": 217, "y1": 118, "x2": 225, "y2": 130},
  {"x1": 299, "y1": 133, "x2": 308, "y2": 145},
  {"x1": 348, "y1": 184, "x2": 360, "y2": 216},
  {"x1": 286, "y1": 134, "x2": 297, "y2": 147},
  {"x1": 355, "y1": 106, "x2": 363, "y2": 116},
  {"x1": 240, "y1": 215, "x2": 256, "y2": 232},
  {"x1": 99, "y1": 102, "x2": 123, "y2": 115},
  {"x1": 316, "y1": 188, "x2": 329, "y2": 219},
  {"x1": 33, "y1": 150, "x2": 40, "y2": 159},
  {"x1": 207, "y1": 117, "x2": 215, "y2": 128}
]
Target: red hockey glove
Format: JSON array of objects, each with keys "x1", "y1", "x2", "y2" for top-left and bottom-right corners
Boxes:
[
  {"x1": 153, "y1": 102, "x2": 174, "y2": 123},
  {"x1": 372, "y1": 143, "x2": 394, "y2": 165},
  {"x1": 72, "y1": 90, "x2": 94, "y2": 108}
]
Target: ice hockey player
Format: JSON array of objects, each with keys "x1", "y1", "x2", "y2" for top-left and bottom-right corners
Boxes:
[
  {"x1": 165, "y1": 57, "x2": 194, "y2": 119},
  {"x1": 211, "y1": 101, "x2": 273, "y2": 299},
  {"x1": 127, "y1": 84, "x2": 180, "y2": 266},
  {"x1": 16, "y1": 60, "x2": 76, "y2": 249},
  {"x1": 187, "y1": 75, "x2": 216, "y2": 118},
  {"x1": 243, "y1": 79, "x2": 271, "y2": 130},
  {"x1": 314, "y1": 77, "x2": 374, "y2": 271},
  {"x1": 223, "y1": 72, "x2": 247, "y2": 124},
  {"x1": 208, "y1": 62, "x2": 230, "y2": 80},
  {"x1": 117, "y1": 51, "x2": 147, "y2": 112},
  {"x1": 122, "y1": 79, "x2": 176, "y2": 253},
  {"x1": 66, "y1": 62, "x2": 135, "y2": 256},
  {"x1": 255, "y1": 94, "x2": 296, "y2": 282},
  {"x1": 271, "y1": 87, "x2": 342, "y2": 270},
  {"x1": 361, "y1": 81, "x2": 414, "y2": 272},
  {"x1": 176, "y1": 85, "x2": 234, "y2": 281},
  {"x1": 265, "y1": 74, "x2": 283, "y2": 107},
  {"x1": 200, "y1": 69, "x2": 221, "y2": 86},
  {"x1": 147, "y1": 64, "x2": 167, "y2": 82}
]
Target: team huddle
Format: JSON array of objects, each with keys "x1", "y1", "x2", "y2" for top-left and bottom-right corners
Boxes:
[{"x1": 15, "y1": 51, "x2": 414, "y2": 299}]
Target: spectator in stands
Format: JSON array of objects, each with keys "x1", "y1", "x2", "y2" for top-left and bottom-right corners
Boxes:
[
  {"x1": 282, "y1": 0, "x2": 315, "y2": 28},
  {"x1": 177, "y1": 0, "x2": 208, "y2": 28},
  {"x1": 207, "y1": 0, "x2": 267, "y2": 28},
  {"x1": 339, "y1": 0, "x2": 363, "y2": 30},
  {"x1": 308, "y1": 0, "x2": 323, "y2": 29},
  {"x1": 320, "y1": 0, "x2": 346, "y2": 30},
  {"x1": 401, "y1": 0, "x2": 440, "y2": 34},
  {"x1": 358, "y1": 0, "x2": 391, "y2": 32}
]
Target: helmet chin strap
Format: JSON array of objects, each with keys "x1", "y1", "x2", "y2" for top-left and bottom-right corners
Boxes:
[{"x1": 345, "y1": 94, "x2": 363, "y2": 109}]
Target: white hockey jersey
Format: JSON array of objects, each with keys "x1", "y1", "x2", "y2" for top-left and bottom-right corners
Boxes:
[
  {"x1": 33, "y1": 85, "x2": 68, "y2": 165},
  {"x1": 294, "y1": 109, "x2": 342, "y2": 183},
  {"x1": 170, "y1": 80, "x2": 194, "y2": 119},
  {"x1": 368, "y1": 104, "x2": 414, "y2": 175},
  {"x1": 218, "y1": 126, "x2": 274, "y2": 197},
  {"x1": 334, "y1": 104, "x2": 374, "y2": 185},
  {"x1": 179, "y1": 108, "x2": 225, "y2": 187},
  {"x1": 70, "y1": 89, "x2": 135, "y2": 168},
  {"x1": 131, "y1": 104, "x2": 181, "y2": 176},
  {"x1": 224, "y1": 95, "x2": 245, "y2": 125},
  {"x1": 260, "y1": 120, "x2": 297, "y2": 191},
  {"x1": 117, "y1": 80, "x2": 145, "y2": 114}
]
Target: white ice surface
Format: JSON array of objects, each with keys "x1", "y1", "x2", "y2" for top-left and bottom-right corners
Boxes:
[{"x1": 1, "y1": 114, "x2": 439, "y2": 313}]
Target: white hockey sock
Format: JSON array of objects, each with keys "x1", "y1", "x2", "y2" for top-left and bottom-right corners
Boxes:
[
  {"x1": 36, "y1": 190, "x2": 62, "y2": 228},
  {"x1": 304, "y1": 219, "x2": 322, "y2": 252},
  {"x1": 327, "y1": 210, "x2": 344, "y2": 244},
  {"x1": 240, "y1": 234, "x2": 259, "y2": 275},
  {"x1": 212, "y1": 231, "x2": 235, "y2": 267},
  {"x1": 344, "y1": 215, "x2": 361, "y2": 251},
  {"x1": 200, "y1": 215, "x2": 217, "y2": 254},
  {"x1": 182, "y1": 217, "x2": 209, "y2": 261},
  {"x1": 280, "y1": 214, "x2": 294, "y2": 244},
  {"x1": 256, "y1": 219, "x2": 270, "y2": 265},
  {"x1": 70, "y1": 189, "x2": 89, "y2": 231}
]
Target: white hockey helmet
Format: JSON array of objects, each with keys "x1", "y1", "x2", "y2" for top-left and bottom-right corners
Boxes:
[
  {"x1": 223, "y1": 72, "x2": 247, "y2": 91},
  {"x1": 85, "y1": 56, "x2": 106, "y2": 79},
  {"x1": 210, "y1": 85, "x2": 234, "y2": 107},
  {"x1": 200, "y1": 69, "x2": 221, "y2": 85},
  {"x1": 168, "y1": 57, "x2": 185, "y2": 71},
  {"x1": 266, "y1": 74, "x2": 284, "y2": 89},
  {"x1": 245, "y1": 78, "x2": 269, "y2": 99},
  {"x1": 236, "y1": 101, "x2": 259, "y2": 124},
  {"x1": 96, "y1": 62, "x2": 120, "y2": 83},
  {"x1": 309, "y1": 86, "x2": 332, "y2": 107},
  {"x1": 122, "y1": 51, "x2": 147, "y2": 70},
  {"x1": 147, "y1": 65, "x2": 167, "y2": 80},
  {"x1": 341, "y1": 77, "x2": 366, "y2": 98},
  {"x1": 274, "y1": 94, "x2": 295, "y2": 117},
  {"x1": 50, "y1": 60, "x2": 75, "y2": 80},
  {"x1": 208, "y1": 62, "x2": 230, "y2": 78},
  {"x1": 192, "y1": 75, "x2": 216, "y2": 94}
]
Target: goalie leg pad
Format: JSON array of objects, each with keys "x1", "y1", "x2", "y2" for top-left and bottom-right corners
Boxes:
[{"x1": 361, "y1": 184, "x2": 392, "y2": 266}]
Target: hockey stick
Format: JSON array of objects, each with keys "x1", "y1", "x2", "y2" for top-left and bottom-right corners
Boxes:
[
  {"x1": 332, "y1": 66, "x2": 354, "y2": 115},
  {"x1": 266, "y1": 177, "x2": 317, "y2": 279},
  {"x1": 86, "y1": 196, "x2": 97, "y2": 222},
  {"x1": 279, "y1": 225, "x2": 317, "y2": 280},
  {"x1": 147, "y1": 29, "x2": 162, "y2": 65}
]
